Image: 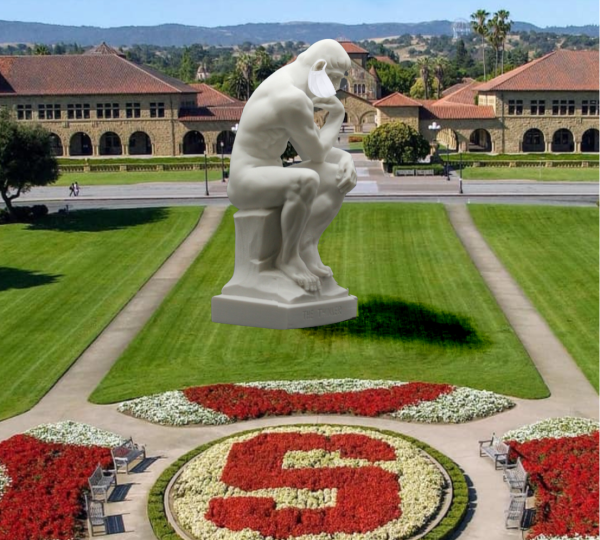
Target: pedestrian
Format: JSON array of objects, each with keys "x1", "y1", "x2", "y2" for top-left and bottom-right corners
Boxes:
[
  {"x1": 68, "y1": 183, "x2": 75, "y2": 197},
  {"x1": 74, "y1": 182, "x2": 80, "y2": 197}
]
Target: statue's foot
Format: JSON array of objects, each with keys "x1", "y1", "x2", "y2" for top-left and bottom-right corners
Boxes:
[
  {"x1": 276, "y1": 255, "x2": 321, "y2": 292},
  {"x1": 301, "y1": 244, "x2": 333, "y2": 278}
]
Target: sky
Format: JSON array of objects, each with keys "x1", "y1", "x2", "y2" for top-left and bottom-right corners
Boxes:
[{"x1": 1, "y1": 0, "x2": 598, "y2": 29}]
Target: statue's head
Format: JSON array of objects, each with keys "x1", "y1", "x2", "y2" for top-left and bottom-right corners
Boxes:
[{"x1": 296, "y1": 39, "x2": 351, "y2": 94}]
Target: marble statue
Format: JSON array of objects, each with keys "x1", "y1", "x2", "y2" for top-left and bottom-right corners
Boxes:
[{"x1": 211, "y1": 39, "x2": 358, "y2": 329}]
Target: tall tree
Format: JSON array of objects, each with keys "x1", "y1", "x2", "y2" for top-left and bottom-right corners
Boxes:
[
  {"x1": 179, "y1": 47, "x2": 197, "y2": 83},
  {"x1": 433, "y1": 57, "x2": 449, "y2": 99},
  {"x1": 236, "y1": 53, "x2": 254, "y2": 101},
  {"x1": 33, "y1": 44, "x2": 50, "y2": 55},
  {"x1": 0, "y1": 109, "x2": 59, "y2": 220},
  {"x1": 497, "y1": 10, "x2": 512, "y2": 74},
  {"x1": 487, "y1": 14, "x2": 502, "y2": 78},
  {"x1": 417, "y1": 57, "x2": 432, "y2": 100},
  {"x1": 471, "y1": 9, "x2": 490, "y2": 79},
  {"x1": 253, "y1": 47, "x2": 275, "y2": 86}
]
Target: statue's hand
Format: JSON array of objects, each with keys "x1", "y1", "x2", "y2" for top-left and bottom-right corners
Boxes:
[
  {"x1": 336, "y1": 152, "x2": 357, "y2": 195},
  {"x1": 313, "y1": 96, "x2": 345, "y2": 118}
]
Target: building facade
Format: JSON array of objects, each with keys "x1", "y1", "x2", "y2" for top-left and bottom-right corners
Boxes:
[{"x1": 0, "y1": 44, "x2": 597, "y2": 157}]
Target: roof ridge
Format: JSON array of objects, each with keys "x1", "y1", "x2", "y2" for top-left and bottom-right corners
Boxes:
[{"x1": 117, "y1": 55, "x2": 192, "y2": 93}]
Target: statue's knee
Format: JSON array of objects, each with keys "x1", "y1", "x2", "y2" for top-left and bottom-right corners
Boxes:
[{"x1": 289, "y1": 171, "x2": 319, "y2": 201}]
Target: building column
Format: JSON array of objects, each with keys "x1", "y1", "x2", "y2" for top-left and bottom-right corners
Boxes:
[
  {"x1": 122, "y1": 144, "x2": 128, "y2": 156},
  {"x1": 545, "y1": 141, "x2": 552, "y2": 153},
  {"x1": 93, "y1": 145, "x2": 99, "y2": 157},
  {"x1": 575, "y1": 141, "x2": 582, "y2": 153}
]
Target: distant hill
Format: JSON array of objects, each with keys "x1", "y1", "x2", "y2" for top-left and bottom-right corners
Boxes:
[{"x1": 0, "y1": 19, "x2": 597, "y2": 47}]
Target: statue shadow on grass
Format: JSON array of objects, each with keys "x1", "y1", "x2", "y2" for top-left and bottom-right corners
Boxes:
[
  {"x1": 303, "y1": 296, "x2": 487, "y2": 348},
  {"x1": 0, "y1": 267, "x2": 61, "y2": 292},
  {"x1": 26, "y1": 207, "x2": 169, "y2": 233}
]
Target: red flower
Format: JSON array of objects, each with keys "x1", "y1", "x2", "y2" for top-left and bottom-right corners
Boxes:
[
  {"x1": 184, "y1": 382, "x2": 453, "y2": 420},
  {"x1": 0, "y1": 434, "x2": 112, "y2": 540}
]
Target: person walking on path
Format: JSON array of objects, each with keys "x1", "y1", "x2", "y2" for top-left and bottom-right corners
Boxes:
[
  {"x1": 68, "y1": 183, "x2": 75, "y2": 197},
  {"x1": 74, "y1": 182, "x2": 80, "y2": 197}
]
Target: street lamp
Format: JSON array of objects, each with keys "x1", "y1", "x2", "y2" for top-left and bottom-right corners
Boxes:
[
  {"x1": 220, "y1": 141, "x2": 225, "y2": 182},
  {"x1": 204, "y1": 151, "x2": 209, "y2": 197},
  {"x1": 429, "y1": 122, "x2": 450, "y2": 181},
  {"x1": 428, "y1": 121, "x2": 441, "y2": 170}
]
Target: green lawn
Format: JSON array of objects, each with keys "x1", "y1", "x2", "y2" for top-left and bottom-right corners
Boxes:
[
  {"x1": 449, "y1": 153, "x2": 599, "y2": 162},
  {"x1": 469, "y1": 205, "x2": 599, "y2": 391},
  {"x1": 91, "y1": 203, "x2": 548, "y2": 404},
  {"x1": 0, "y1": 207, "x2": 202, "y2": 420},
  {"x1": 461, "y1": 167, "x2": 599, "y2": 181},
  {"x1": 55, "y1": 170, "x2": 224, "y2": 186}
]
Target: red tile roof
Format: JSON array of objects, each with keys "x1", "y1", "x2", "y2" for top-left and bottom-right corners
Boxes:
[
  {"x1": 179, "y1": 106, "x2": 243, "y2": 122},
  {"x1": 374, "y1": 55, "x2": 397, "y2": 65},
  {"x1": 421, "y1": 104, "x2": 496, "y2": 120},
  {"x1": 373, "y1": 92, "x2": 421, "y2": 107},
  {"x1": 436, "y1": 80, "x2": 482, "y2": 106},
  {"x1": 441, "y1": 78, "x2": 475, "y2": 97},
  {"x1": 83, "y1": 42, "x2": 124, "y2": 57},
  {"x1": 189, "y1": 83, "x2": 244, "y2": 107},
  {"x1": 477, "y1": 50, "x2": 599, "y2": 92},
  {"x1": 0, "y1": 54, "x2": 197, "y2": 96},
  {"x1": 338, "y1": 41, "x2": 368, "y2": 54}
]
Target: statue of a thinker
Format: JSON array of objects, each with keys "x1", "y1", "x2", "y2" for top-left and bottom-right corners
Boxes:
[{"x1": 212, "y1": 39, "x2": 358, "y2": 329}]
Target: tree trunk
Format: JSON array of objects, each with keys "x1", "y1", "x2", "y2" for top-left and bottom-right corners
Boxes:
[
  {"x1": 501, "y1": 42, "x2": 505, "y2": 74},
  {"x1": 482, "y1": 36, "x2": 486, "y2": 79},
  {"x1": 0, "y1": 187, "x2": 17, "y2": 220}
]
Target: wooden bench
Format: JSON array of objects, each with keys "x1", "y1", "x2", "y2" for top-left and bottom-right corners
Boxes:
[
  {"x1": 85, "y1": 493, "x2": 106, "y2": 537},
  {"x1": 111, "y1": 438, "x2": 146, "y2": 474},
  {"x1": 479, "y1": 433, "x2": 510, "y2": 470},
  {"x1": 504, "y1": 457, "x2": 529, "y2": 492},
  {"x1": 505, "y1": 493, "x2": 527, "y2": 529},
  {"x1": 88, "y1": 464, "x2": 116, "y2": 502},
  {"x1": 395, "y1": 169, "x2": 415, "y2": 176}
]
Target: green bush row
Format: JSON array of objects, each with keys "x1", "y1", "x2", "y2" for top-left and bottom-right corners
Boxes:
[
  {"x1": 59, "y1": 163, "x2": 227, "y2": 173},
  {"x1": 446, "y1": 153, "x2": 599, "y2": 162},
  {"x1": 148, "y1": 425, "x2": 469, "y2": 540},
  {"x1": 57, "y1": 156, "x2": 230, "y2": 166},
  {"x1": 393, "y1": 164, "x2": 445, "y2": 175}
]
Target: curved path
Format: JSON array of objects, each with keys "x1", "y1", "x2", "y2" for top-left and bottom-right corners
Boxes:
[{"x1": 0, "y1": 203, "x2": 597, "y2": 540}]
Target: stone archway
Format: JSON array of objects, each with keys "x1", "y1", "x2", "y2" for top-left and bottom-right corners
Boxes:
[
  {"x1": 551, "y1": 129, "x2": 574, "y2": 153},
  {"x1": 581, "y1": 128, "x2": 599, "y2": 153},
  {"x1": 99, "y1": 132, "x2": 123, "y2": 156},
  {"x1": 522, "y1": 129, "x2": 545, "y2": 153},
  {"x1": 216, "y1": 131, "x2": 236, "y2": 154},
  {"x1": 183, "y1": 131, "x2": 206, "y2": 155},
  {"x1": 69, "y1": 132, "x2": 93, "y2": 156},
  {"x1": 360, "y1": 111, "x2": 377, "y2": 133},
  {"x1": 468, "y1": 129, "x2": 492, "y2": 152},
  {"x1": 49, "y1": 133, "x2": 64, "y2": 157},
  {"x1": 438, "y1": 128, "x2": 459, "y2": 152},
  {"x1": 128, "y1": 131, "x2": 152, "y2": 155}
]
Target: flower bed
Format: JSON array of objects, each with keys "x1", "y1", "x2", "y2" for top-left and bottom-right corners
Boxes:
[
  {"x1": 503, "y1": 418, "x2": 600, "y2": 540},
  {"x1": 0, "y1": 422, "x2": 124, "y2": 540},
  {"x1": 170, "y1": 425, "x2": 448, "y2": 539},
  {"x1": 119, "y1": 379, "x2": 514, "y2": 426}
]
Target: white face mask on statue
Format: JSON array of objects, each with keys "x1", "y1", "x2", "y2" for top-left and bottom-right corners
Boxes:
[{"x1": 308, "y1": 59, "x2": 337, "y2": 98}]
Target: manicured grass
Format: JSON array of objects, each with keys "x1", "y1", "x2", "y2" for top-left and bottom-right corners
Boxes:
[
  {"x1": 55, "y1": 170, "x2": 224, "y2": 186},
  {"x1": 469, "y1": 205, "x2": 599, "y2": 391},
  {"x1": 0, "y1": 207, "x2": 202, "y2": 420},
  {"x1": 460, "y1": 166, "x2": 599, "y2": 181},
  {"x1": 91, "y1": 203, "x2": 547, "y2": 404}
]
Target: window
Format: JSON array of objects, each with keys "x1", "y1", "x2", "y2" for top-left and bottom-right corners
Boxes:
[
  {"x1": 592, "y1": 100, "x2": 598, "y2": 115},
  {"x1": 552, "y1": 100, "x2": 559, "y2": 115},
  {"x1": 530, "y1": 100, "x2": 545, "y2": 115},
  {"x1": 97, "y1": 103, "x2": 120, "y2": 119},
  {"x1": 16, "y1": 104, "x2": 32, "y2": 120},
  {"x1": 38, "y1": 104, "x2": 61, "y2": 120},
  {"x1": 508, "y1": 99, "x2": 523, "y2": 115},
  {"x1": 149, "y1": 102, "x2": 165, "y2": 118},
  {"x1": 583, "y1": 100, "x2": 598, "y2": 115},
  {"x1": 568, "y1": 100, "x2": 575, "y2": 115},
  {"x1": 67, "y1": 103, "x2": 90, "y2": 119},
  {"x1": 126, "y1": 102, "x2": 141, "y2": 118}
]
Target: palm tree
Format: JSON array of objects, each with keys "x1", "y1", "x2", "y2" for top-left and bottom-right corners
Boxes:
[
  {"x1": 471, "y1": 10, "x2": 490, "y2": 79},
  {"x1": 417, "y1": 57, "x2": 432, "y2": 100},
  {"x1": 236, "y1": 53, "x2": 254, "y2": 100},
  {"x1": 497, "y1": 10, "x2": 512, "y2": 74},
  {"x1": 433, "y1": 57, "x2": 449, "y2": 99},
  {"x1": 33, "y1": 44, "x2": 50, "y2": 56},
  {"x1": 487, "y1": 15, "x2": 502, "y2": 78}
]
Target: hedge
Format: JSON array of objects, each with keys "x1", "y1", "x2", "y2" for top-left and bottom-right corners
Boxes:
[{"x1": 148, "y1": 425, "x2": 469, "y2": 540}]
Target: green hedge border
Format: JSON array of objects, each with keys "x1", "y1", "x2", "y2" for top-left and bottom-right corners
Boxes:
[{"x1": 148, "y1": 425, "x2": 469, "y2": 540}]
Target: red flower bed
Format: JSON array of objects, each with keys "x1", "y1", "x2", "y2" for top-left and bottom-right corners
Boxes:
[
  {"x1": 184, "y1": 382, "x2": 453, "y2": 420},
  {"x1": 206, "y1": 432, "x2": 400, "y2": 538},
  {"x1": 0, "y1": 434, "x2": 112, "y2": 540},
  {"x1": 509, "y1": 432, "x2": 599, "y2": 538}
]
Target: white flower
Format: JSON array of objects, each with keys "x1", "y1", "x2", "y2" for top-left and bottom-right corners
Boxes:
[
  {"x1": 118, "y1": 391, "x2": 231, "y2": 426},
  {"x1": 503, "y1": 417, "x2": 599, "y2": 443},
  {"x1": 241, "y1": 379, "x2": 403, "y2": 394},
  {"x1": 25, "y1": 421, "x2": 125, "y2": 448},
  {"x1": 391, "y1": 387, "x2": 515, "y2": 423},
  {"x1": 171, "y1": 425, "x2": 446, "y2": 540},
  {"x1": 0, "y1": 463, "x2": 11, "y2": 500}
]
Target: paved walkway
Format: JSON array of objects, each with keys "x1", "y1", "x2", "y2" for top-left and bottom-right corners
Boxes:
[{"x1": 0, "y1": 202, "x2": 597, "y2": 540}]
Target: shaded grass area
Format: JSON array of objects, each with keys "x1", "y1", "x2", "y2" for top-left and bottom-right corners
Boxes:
[
  {"x1": 0, "y1": 207, "x2": 202, "y2": 420},
  {"x1": 461, "y1": 167, "x2": 599, "y2": 181},
  {"x1": 55, "y1": 170, "x2": 223, "y2": 186},
  {"x1": 92, "y1": 203, "x2": 547, "y2": 403},
  {"x1": 470, "y1": 205, "x2": 599, "y2": 391}
]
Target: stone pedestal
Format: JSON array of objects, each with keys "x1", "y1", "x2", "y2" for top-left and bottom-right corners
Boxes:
[{"x1": 212, "y1": 208, "x2": 357, "y2": 329}]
